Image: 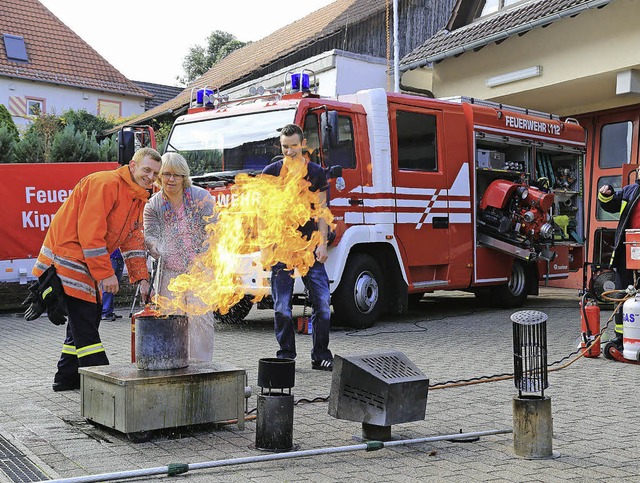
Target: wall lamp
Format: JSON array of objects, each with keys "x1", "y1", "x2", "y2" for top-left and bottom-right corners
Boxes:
[{"x1": 486, "y1": 66, "x2": 542, "y2": 88}]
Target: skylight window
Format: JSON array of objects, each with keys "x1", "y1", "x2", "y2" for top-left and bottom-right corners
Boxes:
[{"x1": 3, "y1": 34, "x2": 29, "y2": 62}]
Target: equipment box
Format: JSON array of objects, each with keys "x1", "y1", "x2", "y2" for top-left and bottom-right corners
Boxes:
[
  {"x1": 625, "y1": 229, "x2": 640, "y2": 270},
  {"x1": 477, "y1": 149, "x2": 506, "y2": 169},
  {"x1": 79, "y1": 362, "x2": 247, "y2": 435}
]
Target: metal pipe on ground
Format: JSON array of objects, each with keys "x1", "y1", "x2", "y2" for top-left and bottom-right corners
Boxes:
[{"x1": 46, "y1": 428, "x2": 511, "y2": 483}]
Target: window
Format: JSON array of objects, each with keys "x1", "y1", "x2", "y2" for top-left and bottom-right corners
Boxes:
[
  {"x1": 592, "y1": 228, "x2": 616, "y2": 265},
  {"x1": 596, "y1": 175, "x2": 622, "y2": 221},
  {"x1": 304, "y1": 113, "x2": 356, "y2": 169},
  {"x1": 476, "y1": 0, "x2": 523, "y2": 17},
  {"x1": 26, "y1": 98, "x2": 44, "y2": 116},
  {"x1": 396, "y1": 110, "x2": 438, "y2": 172},
  {"x1": 98, "y1": 99, "x2": 122, "y2": 118},
  {"x1": 599, "y1": 121, "x2": 632, "y2": 168},
  {"x1": 3, "y1": 34, "x2": 28, "y2": 62}
]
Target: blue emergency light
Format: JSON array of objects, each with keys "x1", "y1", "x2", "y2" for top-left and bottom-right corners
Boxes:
[
  {"x1": 291, "y1": 73, "x2": 310, "y2": 91},
  {"x1": 196, "y1": 88, "x2": 214, "y2": 106}
]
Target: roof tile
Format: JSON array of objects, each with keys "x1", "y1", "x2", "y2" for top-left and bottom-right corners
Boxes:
[{"x1": 401, "y1": 0, "x2": 611, "y2": 67}]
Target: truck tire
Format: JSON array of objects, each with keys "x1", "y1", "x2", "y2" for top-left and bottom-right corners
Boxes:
[
  {"x1": 213, "y1": 295, "x2": 253, "y2": 324},
  {"x1": 489, "y1": 260, "x2": 529, "y2": 308},
  {"x1": 332, "y1": 253, "x2": 384, "y2": 329}
]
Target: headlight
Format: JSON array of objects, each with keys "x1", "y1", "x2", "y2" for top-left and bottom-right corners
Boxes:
[{"x1": 516, "y1": 186, "x2": 529, "y2": 200}]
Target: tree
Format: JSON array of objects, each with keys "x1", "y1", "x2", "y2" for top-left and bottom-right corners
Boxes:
[
  {"x1": 179, "y1": 30, "x2": 248, "y2": 85},
  {"x1": 50, "y1": 124, "x2": 99, "y2": 162},
  {"x1": 0, "y1": 104, "x2": 19, "y2": 143},
  {"x1": 0, "y1": 124, "x2": 18, "y2": 163},
  {"x1": 60, "y1": 109, "x2": 114, "y2": 139}
]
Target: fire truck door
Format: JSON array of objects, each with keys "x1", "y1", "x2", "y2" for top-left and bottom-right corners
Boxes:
[
  {"x1": 390, "y1": 107, "x2": 450, "y2": 276},
  {"x1": 303, "y1": 112, "x2": 364, "y2": 233}
]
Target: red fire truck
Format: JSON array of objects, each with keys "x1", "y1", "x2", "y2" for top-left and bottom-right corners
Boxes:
[{"x1": 124, "y1": 75, "x2": 586, "y2": 328}]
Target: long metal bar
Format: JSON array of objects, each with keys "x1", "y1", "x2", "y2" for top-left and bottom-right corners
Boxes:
[{"x1": 47, "y1": 428, "x2": 511, "y2": 483}]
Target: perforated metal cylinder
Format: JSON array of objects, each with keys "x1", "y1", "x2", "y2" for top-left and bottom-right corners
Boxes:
[{"x1": 511, "y1": 310, "x2": 548, "y2": 397}]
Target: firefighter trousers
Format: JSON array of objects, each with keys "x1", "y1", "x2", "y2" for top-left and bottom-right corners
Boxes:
[{"x1": 54, "y1": 294, "x2": 109, "y2": 384}]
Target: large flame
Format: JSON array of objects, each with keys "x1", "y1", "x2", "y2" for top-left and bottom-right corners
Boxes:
[{"x1": 155, "y1": 157, "x2": 334, "y2": 316}]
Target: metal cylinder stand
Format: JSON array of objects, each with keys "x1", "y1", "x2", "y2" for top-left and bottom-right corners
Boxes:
[
  {"x1": 361, "y1": 422, "x2": 392, "y2": 441},
  {"x1": 512, "y1": 395, "x2": 556, "y2": 459},
  {"x1": 255, "y1": 358, "x2": 295, "y2": 452},
  {"x1": 511, "y1": 310, "x2": 558, "y2": 459}
]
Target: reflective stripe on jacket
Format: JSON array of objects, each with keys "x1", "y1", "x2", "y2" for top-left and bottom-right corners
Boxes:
[{"x1": 32, "y1": 165, "x2": 150, "y2": 302}]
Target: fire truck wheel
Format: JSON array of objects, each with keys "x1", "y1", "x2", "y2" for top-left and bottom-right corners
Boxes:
[
  {"x1": 489, "y1": 260, "x2": 529, "y2": 308},
  {"x1": 332, "y1": 253, "x2": 384, "y2": 329},
  {"x1": 213, "y1": 295, "x2": 253, "y2": 324}
]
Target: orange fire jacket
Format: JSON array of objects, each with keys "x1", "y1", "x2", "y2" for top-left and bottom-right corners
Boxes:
[{"x1": 33, "y1": 165, "x2": 150, "y2": 303}]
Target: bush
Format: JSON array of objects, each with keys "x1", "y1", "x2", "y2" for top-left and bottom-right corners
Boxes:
[
  {"x1": 152, "y1": 120, "x2": 173, "y2": 153},
  {"x1": 50, "y1": 124, "x2": 99, "y2": 162},
  {"x1": 60, "y1": 109, "x2": 114, "y2": 138},
  {"x1": 0, "y1": 104, "x2": 19, "y2": 142},
  {"x1": 15, "y1": 129, "x2": 45, "y2": 163},
  {"x1": 97, "y1": 134, "x2": 118, "y2": 162},
  {"x1": 0, "y1": 124, "x2": 18, "y2": 163}
]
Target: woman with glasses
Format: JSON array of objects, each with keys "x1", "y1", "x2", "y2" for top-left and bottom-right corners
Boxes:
[{"x1": 143, "y1": 152, "x2": 216, "y2": 361}]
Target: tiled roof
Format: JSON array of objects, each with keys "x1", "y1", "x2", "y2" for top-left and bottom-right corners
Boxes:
[
  {"x1": 132, "y1": 0, "x2": 385, "y2": 123},
  {"x1": 401, "y1": 0, "x2": 613, "y2": 68},
  {"x1": 132, "y1": 81, "x2": 184, "y2": 111},
  {"x1": 0, "y1": 0, "x2": 150, "y2": 97}
]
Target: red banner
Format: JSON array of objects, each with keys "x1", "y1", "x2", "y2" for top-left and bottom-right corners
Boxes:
[{"x1": 0, "y1": 162, "x2": 119, "y2": 260}]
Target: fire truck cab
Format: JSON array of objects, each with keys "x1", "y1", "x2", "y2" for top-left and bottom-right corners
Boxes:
[{"x1": 150, "y1": 74, "x2": 585, "y2": 328}]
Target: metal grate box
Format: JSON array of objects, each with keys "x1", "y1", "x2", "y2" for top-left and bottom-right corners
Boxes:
[
  {"x1": 328, "y1": 351, "x2": 429, "y2": 427},
  {"x1": 79, "y1": 361, "x2": 247, "y2": 435}
]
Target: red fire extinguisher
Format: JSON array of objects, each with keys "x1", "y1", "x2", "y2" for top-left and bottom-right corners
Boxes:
[{"x1": 580, "y1": 295, "x2": 601, "y2": 358}]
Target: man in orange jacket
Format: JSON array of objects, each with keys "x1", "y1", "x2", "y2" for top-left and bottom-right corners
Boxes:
[{"x1": 32, "y1": 147, "x2": 161, "y2": 391}]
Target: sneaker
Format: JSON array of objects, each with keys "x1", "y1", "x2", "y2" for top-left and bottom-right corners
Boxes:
[
  {"x1": 312, "y1": 359, "x2": 333, "y2": 371},
  {"x1": 101, "y1": 313, "x2": 122, "y2": 321}
]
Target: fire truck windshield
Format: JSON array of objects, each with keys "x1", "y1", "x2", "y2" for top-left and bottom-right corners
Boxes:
[{"x1": 165, "y1": 109, "x2": 295, "y2": 176}]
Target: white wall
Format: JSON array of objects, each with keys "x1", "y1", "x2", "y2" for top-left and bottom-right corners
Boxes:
[
  {"x1": 1, "y1": 77, "x2": 146, "y2": 131},
  {"x1": 223, "y1": 49, "x2": 388, "y2": 100},
  {"x1": 334, "y1": 54, "x2": 388, "y2": 96}
]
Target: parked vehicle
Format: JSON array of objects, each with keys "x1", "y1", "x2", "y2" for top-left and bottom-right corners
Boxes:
[{"x1": 123, "y1": 75, "x2": 587, "y2": 328}]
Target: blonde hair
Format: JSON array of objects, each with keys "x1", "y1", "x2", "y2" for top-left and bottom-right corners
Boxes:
[
  {"x1": 131, "y1": 147, "x2": 161, "y2": 164},
  {"x1": 158, "y1": 152, "x2": 192, "y2": 190}
]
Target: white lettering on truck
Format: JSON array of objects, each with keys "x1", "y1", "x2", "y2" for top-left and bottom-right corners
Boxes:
[{"x1": 504, "y1": 115, "x2": 561, "y2": 135}]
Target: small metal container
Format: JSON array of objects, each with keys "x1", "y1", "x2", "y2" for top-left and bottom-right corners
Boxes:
[{"x1": 135, "y1": 314, "x2": 189, "y2": 370}]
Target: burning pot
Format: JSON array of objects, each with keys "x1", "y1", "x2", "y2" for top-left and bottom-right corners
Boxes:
[{"x1": 134, "y1": 314, "x2": 189, "y2": 370}]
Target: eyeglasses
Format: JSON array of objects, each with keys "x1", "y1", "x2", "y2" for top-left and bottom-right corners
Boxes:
[{"x1": 161, "y1": 173, "x2": 185, "y2": 180}]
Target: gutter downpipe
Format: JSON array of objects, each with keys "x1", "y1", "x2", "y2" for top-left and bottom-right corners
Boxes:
[
  {"x1": 400, "y1": 0, "x2": 614, "y2": 72},
  {"x1": 46, "y1": 428, "x2": 511, "y2": 483},
  {"x1": 393, "y1": 0, "x2": 400, "y2": 92}
]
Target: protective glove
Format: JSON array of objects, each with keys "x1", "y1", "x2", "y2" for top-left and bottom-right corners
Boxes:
[
  {"x1": 23, "y1": 281, "x2": 46, "y2": 321},
  {"x1": 22, "y1": 266, "x2": 68, "y2": 325}
]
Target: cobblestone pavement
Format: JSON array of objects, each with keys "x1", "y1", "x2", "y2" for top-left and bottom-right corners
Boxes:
[{"x1": 0, "y1": 287, "x2": 638, "y2": 482}]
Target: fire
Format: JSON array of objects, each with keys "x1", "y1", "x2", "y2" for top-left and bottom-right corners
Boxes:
[{"x1": 155, "y1": 157, "x2": 334, "y2": 316}]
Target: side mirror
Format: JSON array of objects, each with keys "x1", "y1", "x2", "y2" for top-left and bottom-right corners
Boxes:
[
  {"x1": 327, "y1": 165, "x2": 342, "y2": 179},
  {"x1": 320, "y1": 111, "x2": 339, "y2": 150},
  {"x1": 117, "y1": 129, "x2": 135, "y2": 165}
]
